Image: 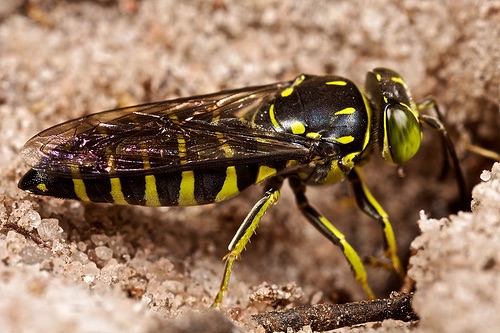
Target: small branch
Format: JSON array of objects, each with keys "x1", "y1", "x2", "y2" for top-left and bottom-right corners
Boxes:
[
  {"x1": 3, "y1": 222, "x2": 50, "y2": 248},
  {"x1": 252, "y1": 292, "x2": 418, "y2": 332}
]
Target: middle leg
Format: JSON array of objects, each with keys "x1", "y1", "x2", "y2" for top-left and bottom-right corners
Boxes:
[{"x1": 288, "y1": 176, "x2": 375, "y2": 299}]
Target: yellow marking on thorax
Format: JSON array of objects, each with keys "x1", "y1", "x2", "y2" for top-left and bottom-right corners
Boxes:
[
  {"x1": 326, "y1": 80, "x2": 347, "y2": 86},
  {"x1": 320, "y1": 160, "x2": 344, "y2": 184},
  {"x1": 256, "y1": 165, "x2": 277, "y2": 184},
  {"x1": 281, "y1": 75, "x2": 306, "y2": 97},
  {"x1": 269, "y1": 104, "x2": 281, "y2": 129},
  {"x1": 335, "y1": 107, "x2": 356, "y2": 115},
  {"x1": 321, "y1": 151, "x2": 362, "y2": 185},
  {"x1": 290, "y1": 121, "x2": 306, "y2": 135},
  {"x1": 334, "y1": 136, "x2": 355, "y2": 144},
  {"x1": 342, "y1": 152, "x2": 360, "y2": 169},
  {"x1": 280, "y1": 87, "x2": 294, "y2": 97},
  {"x1": 306, "y1": 132, "x2": 322, "y2": 140},
  {"x1": 215, "y1": 166, "x2": 240, "y2": 202}
]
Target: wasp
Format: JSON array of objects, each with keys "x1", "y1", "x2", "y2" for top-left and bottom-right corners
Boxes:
[{"x1": 19, "y1": 68, "x2": 467, "y2": 306}]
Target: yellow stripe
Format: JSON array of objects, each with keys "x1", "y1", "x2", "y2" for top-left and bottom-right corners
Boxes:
[
  {"x1": 177, "y1": 135, "x2": 187, "y2": 159},
  {"x1": 256, "y1": 165, "x2": 277, "y2": 183},
  {"x1": 317, "y1": 215, "x2": 373, "y2": 298},
  {"x1": 399, "y1": 102, "x2": 417, "y2": 119},
  {"x1": 72, "y1": 179, "x2": 90, "y2": 201},
  {"x1": 269, "y1": 104, "x2": 281, "y2": 129},
  {"x1": 399, "y1": 102, "x2": 411, "y2": 110},
  {"x1": 334, "y1": 136, "x2": 355, "y2": 144},
  {"x1": 215, "y1": 130, "x2": 234, "y2": 158},
  {"x1": 281, "y1": 75, "x2": 306, "y2": 97},
  {"x1": 215, "y1": 166, "x2": 239, "y2": 202},
  {"x1": 320, "y1": 160, "x2": 344, "y2": 184},
  {"x1": 326, "y1": 80, "x2": 347, "y2": 86},
  {"x1": 178, "y1": 170, "x2": 196, "y2": 206},
  {"x1": 36, "y1": 183, "x2": 48, "y2": 192},
  {"x1": 359, "y1": 180, "x2": 402, "y2": 275},
  {"x1": 176, "y1": 130, "x2": 197, "y2": 205},
  {"x1": 139, "y1": 146, "x2": 161, "y2": 206},
  {"x1": 361, "y1": 93, "x2": 372, "y2": 151},
  {"x1": 306, "y1": 132, "x2": 322, "y2": 140},
  {"x1": 280, "y1": 87, "x2": 294, "y2": 97},
  {"x1": 211, "y1": 108, "x2": 221, "y2": 123},
  {"x1": 335, "y1": 107, "x2": 355, "y2": 115},
  {"x1": 318, "y1": 215, "x2": 339, "y2": 236},
  {"x1": 250, "y1": 108, "x2": 259, "y2": 123},
  {"x1": 110, "y1": 177, "x2": 128, "y2": 205},
  {"x1": 361, "y1": 180, "x2": 388, "y2": 220},
  {"x1": 144, "y1": 174, "x2": 161, "y2": 206},
  {"x1": 391, "y1": 76, "x2": 406, "y2": 86},
  {"x1": 70, "y1": 165, "x2": 90, "y2": 201},
  {"x1": 107, "y1": 155, "x2": 129, "y2": 205},
  {"x1": 341, "y1": 152, "x2": 360, "y2": 169},
  {"x1": 220, "y1": 142, "x2": 233, "y2": 157}
]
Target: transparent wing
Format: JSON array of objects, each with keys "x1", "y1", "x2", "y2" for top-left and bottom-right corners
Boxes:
[{"x1": 21, "y1": 81, "x2": 316, "y2": 178}]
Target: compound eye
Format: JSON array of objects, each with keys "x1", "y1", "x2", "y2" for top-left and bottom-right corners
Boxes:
[{"x1": 382, "y1": 104, "x2": 422, "y2": 164}]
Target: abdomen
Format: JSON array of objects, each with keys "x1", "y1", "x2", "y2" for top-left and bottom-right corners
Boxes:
[{"x1": 18, "y1": 163, "x2": 282, "y2": 206}]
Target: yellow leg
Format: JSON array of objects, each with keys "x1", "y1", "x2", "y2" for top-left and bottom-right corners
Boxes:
[
  {"x1": 211, "y1": 188, "x2": 281, "y2": 307},
  {"x1": 347, "y1": 168, "x2": 404, "y2": 278},
  {"x1": 288, "y1": 177, "x2": 376, "y2": 299}
]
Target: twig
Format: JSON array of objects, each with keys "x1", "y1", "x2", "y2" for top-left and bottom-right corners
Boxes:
[
  {"x1": 3, "y1": 222, "x2": 50, "y2": 248},
  {"x1": 252, "y1": 292, "x2": 418, "y2": 332}
]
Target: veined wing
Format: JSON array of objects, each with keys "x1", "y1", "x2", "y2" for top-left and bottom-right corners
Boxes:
[{"x1": 21, "y1": 80, "x2": 318, "y2": 178}]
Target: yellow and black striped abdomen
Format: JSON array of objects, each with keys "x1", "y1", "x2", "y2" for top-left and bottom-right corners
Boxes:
[{"x1": 18, "y1": 162, "x2": 284, "y2": 207}]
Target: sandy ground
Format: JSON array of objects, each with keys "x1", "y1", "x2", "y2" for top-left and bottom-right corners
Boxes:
[{"x1": 0, "y1": 1, "x2": 499, "y2": 332}]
